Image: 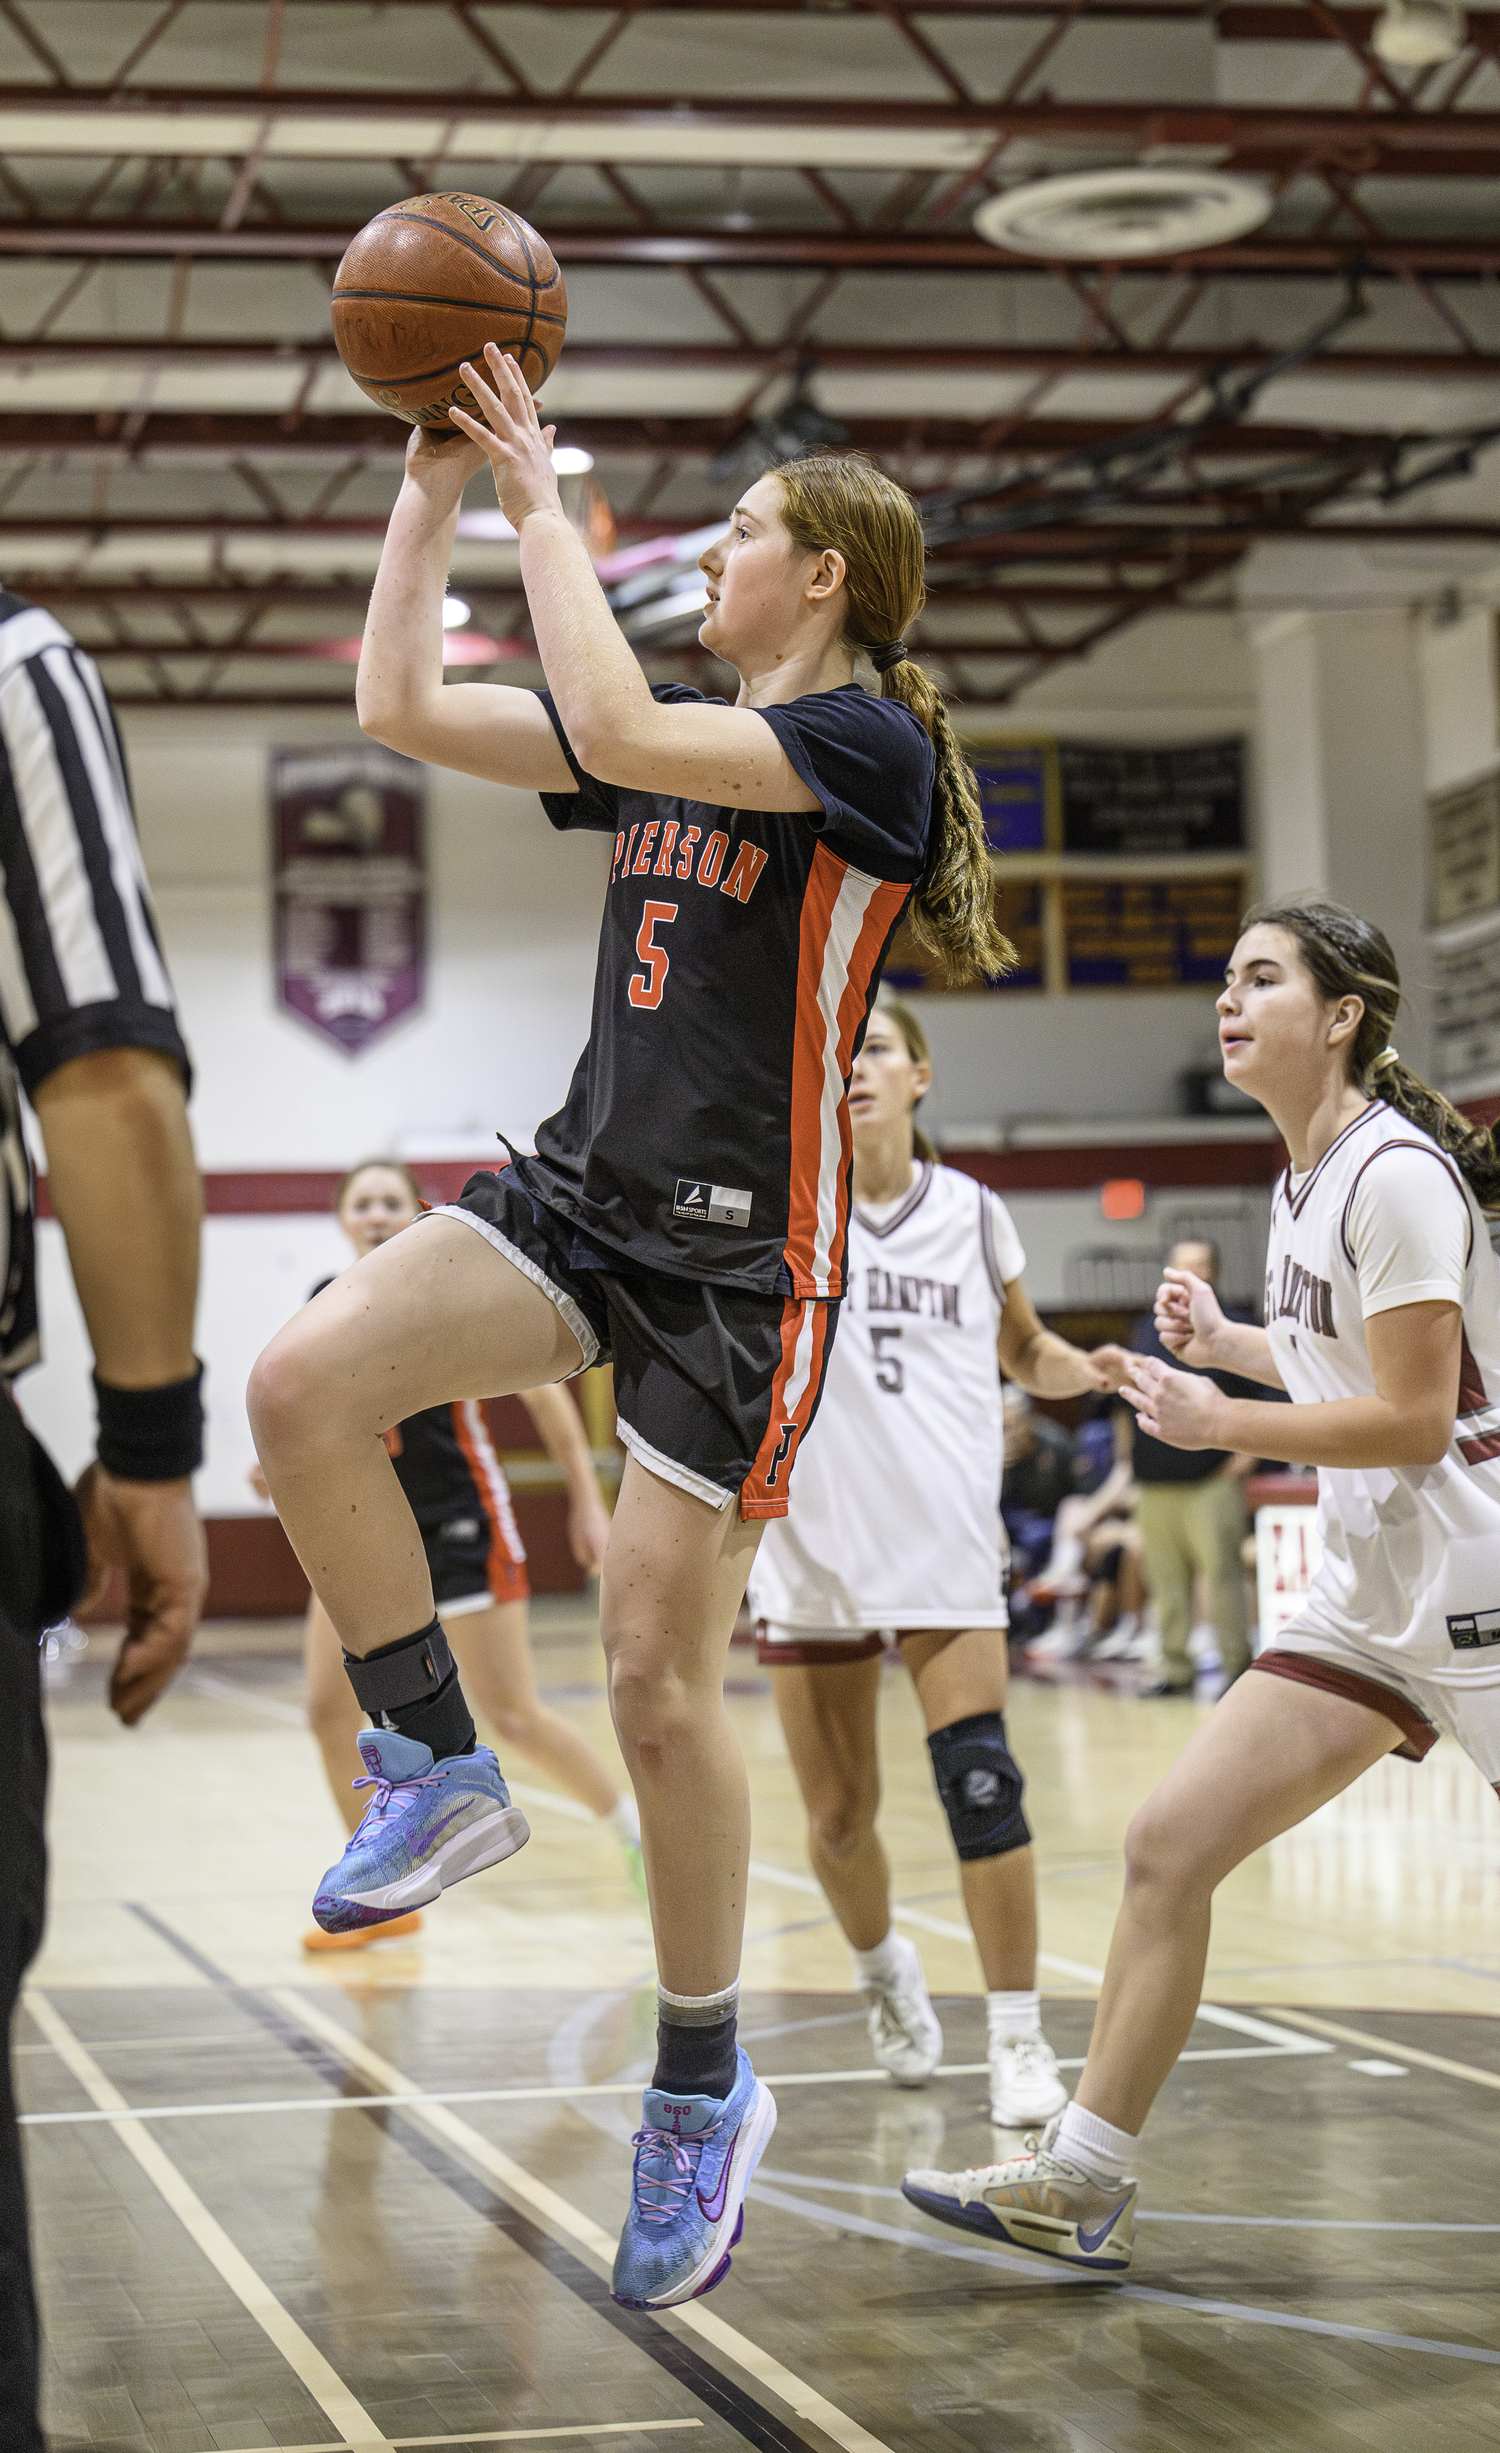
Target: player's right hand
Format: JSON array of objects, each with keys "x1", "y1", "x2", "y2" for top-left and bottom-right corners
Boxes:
[
  {"x1": 74, "y1": 1463, "x2": 209, "y2": 1727},
  {"x1": 1154, "y1": 1266, "x2": 1225, "y2": 1369},
  {"x1": 403, "y1": 417, "x2": 486, "y2": 494}
]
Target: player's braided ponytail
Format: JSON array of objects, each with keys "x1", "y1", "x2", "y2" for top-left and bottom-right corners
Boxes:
[
  {"x1": 773, "y1": 454, "x2": 1013, "y2": 987},
  {"x1": 1245, "y1": 896, "x2": 1500, "y2": 1210}
]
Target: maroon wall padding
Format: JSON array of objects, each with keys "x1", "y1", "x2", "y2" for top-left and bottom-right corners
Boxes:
[{"x1": 197, "y1": 1485, "x2": 587, "y2": 1617}]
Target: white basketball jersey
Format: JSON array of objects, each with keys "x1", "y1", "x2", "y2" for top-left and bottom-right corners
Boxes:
[
  {"x1": 747, "y1": 1160, "x2": 1024, "y2": 1630},
  {"x1": 1265, "y1": 1102, "x2": 1500, "y2": 1683}
]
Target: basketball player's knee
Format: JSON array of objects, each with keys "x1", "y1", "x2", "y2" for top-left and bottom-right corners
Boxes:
[
  {"x1": 604, "y1": 1645, "x2": 690, "y2": 1762},
  {"x1": 928, "y1": 1712, "x2": 1030, "y2": 1861},
  {"x1": 1121, "y1": 1799, "x2": 1201, "y2": 1905},
  {"x1": 808, "y1": 1780, "x2": 878, "y2": 1864},
  {"x1": 246, "y1": 1332, "x2": 319, "y2": 1457}
]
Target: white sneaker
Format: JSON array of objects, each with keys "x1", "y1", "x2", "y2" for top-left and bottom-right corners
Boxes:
[
  {"x1": 1089, "y1": 1612, "x2": 1140, "y2": 1662},
  {"x1": 861, "y1": 1934, "x2": 944, "y2": 2087},
  {"x1": 1024, "y1": 1613, "x2": 1089, "y2": 1664},
  {"x1": 989, "y1": 2030, "x2": 1069, "y2": 2128}
]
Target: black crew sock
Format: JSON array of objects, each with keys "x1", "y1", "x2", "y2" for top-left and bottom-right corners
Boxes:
[
  {"x1": 653, "y1": 2012, "x2": 738, "y2": 2101},
  {"x1": 355, "y1": 1620, "x2": 478, "y2": 1760}
]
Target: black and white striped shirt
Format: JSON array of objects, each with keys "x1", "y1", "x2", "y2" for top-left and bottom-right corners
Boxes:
[{"x1": 0, "y1": 590, "x2": 190, "y2": 1376}]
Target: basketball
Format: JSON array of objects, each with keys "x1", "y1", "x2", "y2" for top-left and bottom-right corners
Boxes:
[{"x1": 331, "y1": 192, "x2": 567, "y2": 427}]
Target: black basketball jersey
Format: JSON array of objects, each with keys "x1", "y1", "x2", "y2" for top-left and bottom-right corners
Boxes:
[{"x1": 516, "y1": 682, "x2": 933, "y2": 1300}]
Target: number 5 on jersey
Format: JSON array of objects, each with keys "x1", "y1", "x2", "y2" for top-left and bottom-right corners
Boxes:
[{"x1": 628, "y1": 901, "x2": 678, "y2": 1010}]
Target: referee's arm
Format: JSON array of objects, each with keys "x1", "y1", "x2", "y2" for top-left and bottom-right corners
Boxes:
[{"x1": 0, "y1": 595, "x2": 208, "y2": 1721}]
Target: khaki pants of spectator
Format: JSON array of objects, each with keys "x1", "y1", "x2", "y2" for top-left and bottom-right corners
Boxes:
[{"x1": 1136, "y1": 1475, "x2": 1250, "y2": 1688}]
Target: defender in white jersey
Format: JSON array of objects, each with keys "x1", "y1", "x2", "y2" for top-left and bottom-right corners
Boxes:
[
  {"x1": 748, "y1": 1002, "x2": 1123, "y2": 2127},
  {"x1": 904, "y1": 898, "x2": 1500, "y2": 2279}
]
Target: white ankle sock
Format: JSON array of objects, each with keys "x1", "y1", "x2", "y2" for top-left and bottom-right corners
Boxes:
[
  {"x1": 1055, "y1": 2101, "x2": 1137, "y2": 2188},
  {"x1": 605, "y1": 1795, "x2": 640, "y2": 1845},
  {"x1": 1047, "y1": 1535, "x2": 1084, "y2": 1579},
  {"x1": 852, "y1": 1930, "x2": 906, "y2": 1990},
  {"x1": 987, "y1": 1989, "x2": 1041, "y2": 2041}
]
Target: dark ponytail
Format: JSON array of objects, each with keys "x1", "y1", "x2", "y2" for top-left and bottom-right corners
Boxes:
[
  {"x1": 772, "y1": 452, "x2": 1014, "y2": 987},
  {"x1": 1244, "y1": 896, "x2": 1500, "y2": 1210}
]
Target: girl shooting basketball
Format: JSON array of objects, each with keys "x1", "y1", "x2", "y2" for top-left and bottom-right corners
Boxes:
[
  {"x1": 247, "y1": 345, "x2": 1006, "y2": 2311},
  {"x1": 904, "y1": 899, "x2": 1500, "y2": 2273},
  {"x1": 748, "y1": 1000, "x2": 1118, "y2": 2127}
]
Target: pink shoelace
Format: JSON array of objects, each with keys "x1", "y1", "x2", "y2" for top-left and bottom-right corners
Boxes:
[{"x1": 630, "y1": 2126, "x2": 699, "y2": 2225}]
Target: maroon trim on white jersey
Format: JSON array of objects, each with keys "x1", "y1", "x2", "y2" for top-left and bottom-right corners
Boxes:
[
  {"x1": 1337, "y1": 1138, "x2": 1473, "y2": 1271},
  {"x1": 1286, "y1": 1101, "x2": 1384, "y2": 1223},
  {"x1": 853, "y1": 1157, "x2": 934, "y2": 1243}
]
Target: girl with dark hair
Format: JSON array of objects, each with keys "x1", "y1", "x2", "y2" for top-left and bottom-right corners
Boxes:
[
  {"x1": 249, "y1": 1159, "x2": 636, "y2": 1953},
  {"x1": 904, "y1": 897, "x2": 1500, "y2": 2273},
  {"x1": 248, "y1": 345, "x2": 1007, "y2": 2310}
]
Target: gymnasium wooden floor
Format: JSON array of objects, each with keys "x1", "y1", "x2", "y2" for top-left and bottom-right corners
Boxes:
[{"x1": 21, "y1": 1603, "x2": 1500, "y2": 2453}]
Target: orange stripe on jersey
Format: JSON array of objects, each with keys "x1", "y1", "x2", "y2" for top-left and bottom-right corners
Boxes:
[
  {"x1": 741, "y1": 1295, "x2": 833, "y2": 1520},
  {"x1": 451, "y1": 1400, "x2": 530, "y2": 1601},
  {"x1": 784, "y1": 843, "x2": 910, "y2": 1298}
]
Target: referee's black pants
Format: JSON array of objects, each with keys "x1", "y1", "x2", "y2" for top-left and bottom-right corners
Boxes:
[{"x1": 1, "y1": 1389, "x2": 49, "y2": 2453}]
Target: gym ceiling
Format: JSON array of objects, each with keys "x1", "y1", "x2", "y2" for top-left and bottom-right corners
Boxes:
[{"x1": 2, "y1": 0, "x2": 1498, "y2": 704}]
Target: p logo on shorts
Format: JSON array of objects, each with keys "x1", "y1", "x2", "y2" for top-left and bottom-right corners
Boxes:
[{"x1": 764, "y1": 1422, "x2": 798, "y2": 1488}]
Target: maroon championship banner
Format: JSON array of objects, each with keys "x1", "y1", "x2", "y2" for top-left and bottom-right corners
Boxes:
[{"x1": 271, "y1": 745, "x2": 426, "y2": 1056}]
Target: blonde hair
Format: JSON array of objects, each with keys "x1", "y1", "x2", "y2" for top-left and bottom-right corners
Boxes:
[
  {"x1": 772, "y1": 454, "x2": 1013, "y2": 988},
  {"x1": 1244, "y1": 897, "x2": 1500, "y2": 1209},
  {"x1": 873, "y1": 993, "x2": 938, "y2": 1163}
]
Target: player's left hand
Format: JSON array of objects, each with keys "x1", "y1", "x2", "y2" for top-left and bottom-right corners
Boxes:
[
  {"x1": 451, "y1": 343, "x2": 563, "y2": 530},
  {"x1": 74, "y1": 1464, "x2": 209, "y2": 1726},
  {"x1": 1120, "y1": 1356, "x2": 1226, "y2": 1450},
  {"x1": 567, "y1": 1487, "x2": 613, "y2": 1578}
]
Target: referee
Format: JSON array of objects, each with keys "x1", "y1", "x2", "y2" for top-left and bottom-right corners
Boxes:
[{"x1": 0, "y1": 587, "x2": 208, "y2": 2450}]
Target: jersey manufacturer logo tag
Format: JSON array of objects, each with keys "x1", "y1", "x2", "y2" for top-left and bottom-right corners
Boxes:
[
  {"x1": 674, "y1": 1179, "x2": 752, "y2": 1229},
  {"x1": 1447, "y1": 1609, "x2": 1500, "y2": 1649}
]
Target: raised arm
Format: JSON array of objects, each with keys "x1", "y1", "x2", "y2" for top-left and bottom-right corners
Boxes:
[
  {"x1": 31, "y1": 1047, "x2": 208, "y2": 1722},
  {"x1": 356, "y1": 425, "x2": 578, "y2": 790},
  {"x1": 449, "y1": 348, "x2": 827, "y2": 812}
]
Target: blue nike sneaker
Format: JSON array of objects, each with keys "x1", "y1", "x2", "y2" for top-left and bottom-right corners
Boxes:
[
  {"x1": 311, "y1": 1729, "x2": 530, "y2": 1934},
  {"x1": 611, "y1": 2048, "x2": 776, "y2": 2310}
]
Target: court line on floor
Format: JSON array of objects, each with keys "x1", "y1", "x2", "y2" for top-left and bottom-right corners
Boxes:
[
  {"x1": 755, "y1": 2168, "x2": 1500, "y2": 2234},
  {"x1": 219, "y1": 2429, "x2": 702, "y2": 2452},
  {"x1": 23, "y1": 1989, "x2": 393, "y2": 2450},
  {"x1": 111, "y1": 1906, "x2": 874, "y2": 2453},
  {"x1": 1271, "y1": 2007, "x2": 1500, "y2": 2089},
  {"x1": 14, "y1": 2046, "x2": 1301, "y2": 2131},
  {"x1": 747, "y1": 1866, "x2": 1331, "y2": 2058},
  {"x1": 744, "y1": 2176, "x2": 1500, "y2": 2363},
  {"x1": 268, "y1": 1988, "x2": 896, "y2": 2453}
]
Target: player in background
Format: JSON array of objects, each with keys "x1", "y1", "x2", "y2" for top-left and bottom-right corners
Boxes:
[
  {"x1": 249, "y1": 1159, "x2": 636, "y2": 1952},
  {"x1": 904, "y1": 898, "x2": 1500, "y2": 2274},
  {"x1": 748, "y1": 1001, "x2": 1122, "y2": 2127},
  {"x1": 247, "y1": 345, "x2": 1008, "y2": 2312}
]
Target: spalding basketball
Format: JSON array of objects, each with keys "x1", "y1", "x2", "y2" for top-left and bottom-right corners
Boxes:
[{"x1": 331, "y1": 193, "x2": 567, "y2": 427}]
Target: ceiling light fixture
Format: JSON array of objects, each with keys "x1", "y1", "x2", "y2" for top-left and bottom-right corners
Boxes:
[
  {"x1": 974, "y1": 167, "x2": 1272, "y2": 261},
  {"x1": 441, "y1": 595, "x2": 471, "y2": 629},
  {"x1": 551, "y1": 444, "x2": 595, "y2": 475},
  {"x1": 1371, "y1": 0, "x2": 1464, "y2": 63}
]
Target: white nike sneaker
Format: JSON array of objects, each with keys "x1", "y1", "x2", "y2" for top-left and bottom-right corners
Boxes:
[
  {"x1": 861, "y1": 1934, "x2": 944, "y2": 2087},
  {"x1": 988, "y1": 2030, "x2": 1069, "y2": 2129},
  {"x1": 903, "y1": 2113, "x2": 1136, "y2": 2273}
]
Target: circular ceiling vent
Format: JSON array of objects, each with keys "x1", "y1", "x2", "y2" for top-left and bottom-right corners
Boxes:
[{"x1": 973, "y1": 168, "x2": 1273, "y2": 261}]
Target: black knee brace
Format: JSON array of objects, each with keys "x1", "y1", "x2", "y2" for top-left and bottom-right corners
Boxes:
[
  {"x1": 342, "y1": 1616, "x2": 455, "y2": 1723},
  {"x1": 928, "y1": 1711, "x2": 1030, "y2": 1861}
]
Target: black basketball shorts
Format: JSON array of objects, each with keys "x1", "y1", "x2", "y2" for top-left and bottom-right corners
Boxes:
[{"x1": 431, "y1": 1168, "x2": 838, "y2": 1519}]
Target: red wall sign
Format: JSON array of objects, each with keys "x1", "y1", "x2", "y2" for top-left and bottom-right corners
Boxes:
[{"x1": 271, "y1": 745, "x2": 426, "y2": 1056}]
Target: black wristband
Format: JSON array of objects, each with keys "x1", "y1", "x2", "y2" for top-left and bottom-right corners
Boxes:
[{"x1": 94, "y1": 1363, "x2": 205, "y2": 1482}]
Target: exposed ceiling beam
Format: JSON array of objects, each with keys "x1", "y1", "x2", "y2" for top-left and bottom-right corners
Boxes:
[
  {"x1": 2, "y1": 89, "x2": 1498, "y2": 178},
  {"x1": 3, "y1": 339, "x2": 1496, "y2": 383},
  {"x1": 14, "y1": 576, "x2": 1193, "y2": 611},
  {"x1": 0, "y1": 410, "x2": 1439, "y2": 462},
  {"x1": 3, "y1": 512, "x2": 1492, "y2": 551},
  {"x1": 96, "y1": 0, "x2": 1463, "y2": 25},
  {"x1": 4, "y1": 222, "x2": 1500, "y2": 277}
]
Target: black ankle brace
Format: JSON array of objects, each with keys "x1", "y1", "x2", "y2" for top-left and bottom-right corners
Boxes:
[{"x1": 343, "y1": 1617, "x2": 477, "y2": 1759}]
